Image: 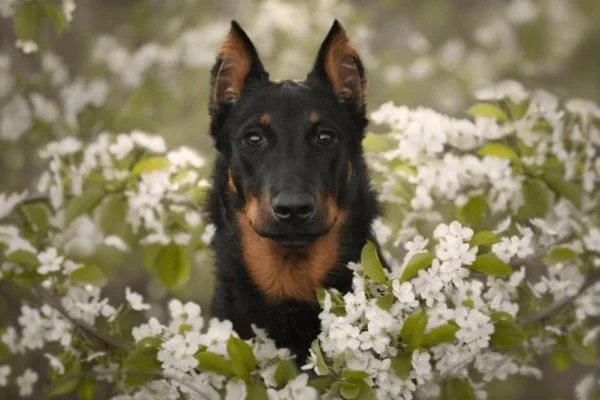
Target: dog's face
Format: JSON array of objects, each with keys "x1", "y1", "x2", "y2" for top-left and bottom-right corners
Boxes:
[{"x1": 209, "y1": 21, "x2": 367, "y2": 249}]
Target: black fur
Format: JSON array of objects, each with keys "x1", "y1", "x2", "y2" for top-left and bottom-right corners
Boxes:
[{"x1": 207, "y1": 20, "x2": 379, "y2": 363}]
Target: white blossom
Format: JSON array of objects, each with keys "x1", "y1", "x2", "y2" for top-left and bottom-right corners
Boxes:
[
  {"x1": 44, "y1": 353, "x2": 65, "y2": 375},
  {"x1": 125, "y1": 287, "x2": 151, "y2": 311},
  {"x1": 267, "y1": 374, "x2": 318, "y2": 400},
  {"x1": 0, "y1": 365, "x2": 10, "y2": 386},
  {"x1": 0, "y1": 191, "x2": 27, "y2": 220},
  {"x1": 37, "y1": 247, "x2": 64, "y2": 275},
  {"x1": 16, "y1": 369, "x2": 38, "y2": 397}
]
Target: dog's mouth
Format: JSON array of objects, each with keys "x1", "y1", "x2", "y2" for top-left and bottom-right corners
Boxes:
[{"x1": 258, "y1": 227, "x2": 331, "y2": 249}]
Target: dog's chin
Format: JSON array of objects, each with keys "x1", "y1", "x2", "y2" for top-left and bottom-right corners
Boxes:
[{"x1": 257, "y1": 227, "x2": 330, "y2": 249}]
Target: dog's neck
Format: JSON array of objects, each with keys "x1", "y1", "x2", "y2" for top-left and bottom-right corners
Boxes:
[{"x1": 235, "y1": 209, "x2": 348, "y2": 301}]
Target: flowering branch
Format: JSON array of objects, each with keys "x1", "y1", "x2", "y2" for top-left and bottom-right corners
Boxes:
[
  {"x1": 20, "y1": 193, "x2": 200, "y2": 211},
  {"x1": 517, "y1": 269, "x2": 600, "y2": 325},
  {"x1": 512, "y1": 234, "x2": 575, "y2": 267},
  {"x1": 33, "y1": 285, "x2": 132, "y2": 352}
]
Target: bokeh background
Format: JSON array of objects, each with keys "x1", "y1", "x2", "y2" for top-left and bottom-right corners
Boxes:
[{"x1": 1, "y1": 0, "x2": 600, "y2": 398}]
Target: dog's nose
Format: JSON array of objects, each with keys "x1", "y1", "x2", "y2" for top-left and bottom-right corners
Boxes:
[{"x1": 272, "y1": 193, "x2": 315, "y2": 224}]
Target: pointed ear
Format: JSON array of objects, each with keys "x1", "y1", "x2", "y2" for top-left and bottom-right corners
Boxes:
[
  {"x1": 210, "y1": 21, "x2": 268, "y2": 113},
  {"x1": 308, "y1": 20, "x2": 367, "y2": 110}
]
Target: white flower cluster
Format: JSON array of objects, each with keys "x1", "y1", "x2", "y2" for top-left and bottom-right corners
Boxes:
[
  {"x1": 34, "y1": 131, "x2": 209, "y2": 247},
  {"x1": 310, "y1": 221, "x2": 541, "y2": 400},
  {"x1": 122, "y1": 299, "x2": 315, "y2": 400}
]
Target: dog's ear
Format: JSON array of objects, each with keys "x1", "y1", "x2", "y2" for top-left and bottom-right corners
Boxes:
[
  {"x1": 307, "y1": 20, "x2": 367, "y2": 111},
  {"x1": 210, "y1": 21, "x2": 268, "y2": 114}
]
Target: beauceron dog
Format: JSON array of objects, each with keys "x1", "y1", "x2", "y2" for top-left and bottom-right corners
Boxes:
[{"x1": 207, "y1": 20, "x2": 379, "y2": 363}]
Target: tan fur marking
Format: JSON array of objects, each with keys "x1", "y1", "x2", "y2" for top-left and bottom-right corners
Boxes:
[
  {"x1": 238, "y1": 196, "x2": 345, "y2": 301},
  {"x1": 245, "y1": 196, "x2": 260, "y2": 226},
  {"x1": 323, "y1": 30, "x2": 367, "y2": 104},
  {"x1": 309, "y1": 111, "x2": 320, "y2": 124},
  {"x1": 213, "y1": 32, "x2": 251, "y2": 104},
  {"x1": 227, "y1": 169, "x2": 237, "y2": 193},
  {"x1": 259, "y1": 112, "x2": 272, "y2": 126}
]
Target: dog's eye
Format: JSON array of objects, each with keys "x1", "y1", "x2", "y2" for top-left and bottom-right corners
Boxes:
[
  {"x1": 243, "y1": 132, "x2": 265, "y2": 147},
  {"x1": 315, "y1": 131, "x2": 336, "y2": 146}
]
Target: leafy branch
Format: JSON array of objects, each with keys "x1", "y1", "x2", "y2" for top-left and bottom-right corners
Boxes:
[
  {"x1": 33, "y1": 285, "x2": 132, "y2": 352},
  {"x1": 517, "y1": 269, "x2": 600, "y2": 325}
]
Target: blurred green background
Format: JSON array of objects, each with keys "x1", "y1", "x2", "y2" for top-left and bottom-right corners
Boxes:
[{"x1": 1, "y1": 0, "x2": 600, "y2": 398}]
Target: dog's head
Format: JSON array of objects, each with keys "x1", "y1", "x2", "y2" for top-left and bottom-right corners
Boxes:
[{"x1": 209, "y1": 20, "x2": 368, "y2": 249}]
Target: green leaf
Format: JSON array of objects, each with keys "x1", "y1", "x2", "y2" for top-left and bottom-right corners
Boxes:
[
  {"x1": 274, "y1": 359, "x2": 298, "y2": 387},
  {"x1": 360, "y1": 241, "x2": 387, "y2": 284},
  {"x1": 355, "y1": 381, "x2": 376, "y2": 400},
  {"x1": 316, "y1": 287, "x2": 327, "y2": 307},
  {"x1": 445, "y1": 378, "x2": 477, "y2": 400},
  {"x1": 13, "y1": 1, "x2": 39, "y2": 40},
  {"x1": 456, "y1": 196, "x2": 487, "y2": 231},
  {"x1": 100, "y1": 195, "x2": 129, "y2": 236},
  {"x1": 466, "y1": 103, "x2": 508, "y2": 123},
  {"x1": 49, "y1": 355, "x2": 81, "y2": 397},
  {"x1": 362, "y1": 133, "x2": 391, "y2": 152},
  {"x1": 132, "y1": 156, "x2": 170, "y2": 176},
  {"x1": 567, "y1": 331, "x2": 600, "y2": 367},
  {"x1": 400, "y1": 252, "x2": 434, "y2": 282},
  {"x1": 155, "y1": 243, "x2": 190, "y2": 288},
  {"x1": 516, "y1": 178, "x2": 549, "y2": 222},
  {"x1": 70, "y1": 265, "x2": 108, "y2": 287},
  {"x1": 390, "y1": 353, "x2": 412, "y2": 379},
  {"x1": 137, "y1": 336, "x2": 163, "y2": 349},
  {"x1": 342, "y1": 370, "x2": 368, "y2": 381},
  {"x1": 551, "y1": 348, "x2": 571, "y2": 372},
  {"x1": 533, "y1": 119, "x2": 553, "y2": 133},
  {"x1": 123, "y1": 344, "x2": 161, "y2": 386},
  {"x1": 245, "y1": 380, "x2": 269, "y2": 400},
  {"x1": 477, "y1": 143, "x2": 519, "y2": 163},
  {"x1": 308, "y1": 376, "x2": 335, "y2": 391},
  {"x1": 490, "y1": 311, "x2": 515, "y2": 323},
  {"x1": 65, "y1": 187, "x2": 105, "y2": 226},
  {"x1": 471, "y1": 254, "x2": 512, "y2": 277},
  {"x1": 340, "y1": 381, "x2": 361, "y2": 399},
  {"x1": 490, "y1": 320, "x2": 525, "y2": 349},
  {"x1": 544, "y1": 247, "x2": 577, "y2": 265},
  {"x1": 311, "y1": 340, "x2": 331, "y2": 376},
  {"x1": 400, "y1": 310, "x2": 428, "y2": 348},
  {"x1": 7, "y1": 249, "x2": 38, "y2": 267},
  {"x1": 0, "y1": 341, "x2": 10, "y2": 362},
  {"x1": 143, "y1": 244, "x2": 162, "y2": 272},
  {"x1": 20, "y1": 203, "x2": 50, "y2": 232},
  {"x1": 195, "y1": 351, "x2": 234, "y2": 376},
  {"x1": 507, "y1": 100, "x2": 529, "y2": 120},
  {"x1": 543, "y1": 166, "x2": 582, "y2": 209},
  {"x1": 40, "y1": 3, "x2": 68, "y2": 34},
  {"x1": 376, "y1": 294, "x2": 395, "y2": 311},
  {"x1": 227, "y1": 337, "x2": 257, "y2": 381},
  {"x1": 470, "y1": 231, "x2": 500, "y2": 247},
  {"x1": 77, "y1": 377, "x2": 96, "y2": 400},
  {"x1": 423, "y1": 323, "x2": 459, "y2": 346}
]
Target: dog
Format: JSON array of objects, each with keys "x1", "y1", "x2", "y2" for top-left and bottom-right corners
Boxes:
[{"x1": 207, "y1": 20, "x2": 379, "y2": 363}]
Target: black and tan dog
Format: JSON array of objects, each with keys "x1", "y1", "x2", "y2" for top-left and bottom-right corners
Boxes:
[{"x1": 207, "y1": 20, "x2": 379, "y2": 363}]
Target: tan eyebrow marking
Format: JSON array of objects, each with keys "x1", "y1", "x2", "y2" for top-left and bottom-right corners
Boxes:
[
  {"x1": 309, "y1": 111, "x2": 320, "y2": 124},
  {"x1": 259, "y1": 112, "x2": 272, "y2": 126}
]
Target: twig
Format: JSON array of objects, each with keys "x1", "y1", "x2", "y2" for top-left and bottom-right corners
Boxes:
[
  {"x1": 517, "y1": 269, "x2": 600, "y2": 325},
  {"x1": 34, "y1": 285, "x2": 132, "y2": 352},
  {"x1": 93, "y1": 368, "x2": 213, "y2": 397},
  {"x1": 20, "y1": 193, "x2": 199, "y2": 211},
  {"x1": 31, "y1": 287, "x2": 219, "y2": 396},
  {"x1": 511, "y1": 234, "x2": 575, "y2": 267}
]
